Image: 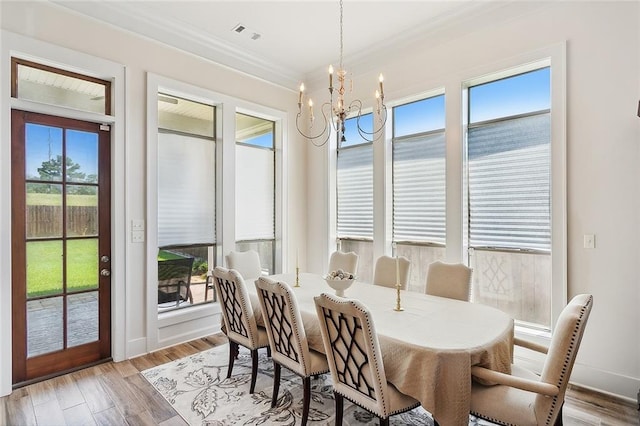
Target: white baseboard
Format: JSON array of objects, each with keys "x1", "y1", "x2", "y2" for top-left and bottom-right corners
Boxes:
[
  {"x1": 515, "y1": 355, "x2": 639, "y2": 404},
  {"x1": 125, "y1": 337, "x2": 148, "y2": 360}
]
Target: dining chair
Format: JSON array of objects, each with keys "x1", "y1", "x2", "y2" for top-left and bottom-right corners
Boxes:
[
  {"x1": 211, "y1": 266, "x2": 269, "y2": 394},
  {"x1": 328, "y1": 250, "x2": 359, "y2": 275},
  {"x1": 372, "y1": 255, "x2": 410, "y2": 290},
  {"x1": 255, "y1": 277, "x2": 329, "y2": 426},
  {"x1": 225, "y1": 250, "x2": 262, "y2": 282},
  {"x1": 314, "y1": 292, "x2": 422, "y2": 426},
  {"x1": 470, "y1": 294, "x2": 594, "y2": 426},
  {"x1": 425, "y1": 260, "x2": 472, "y2": 301}
]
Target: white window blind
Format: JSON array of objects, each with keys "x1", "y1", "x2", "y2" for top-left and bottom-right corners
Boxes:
[
  {"x1": 467, "y1": 113, "x2": 550, "y2": 251},
  {"x1": 235, "y1": 144, "x2": 274, "y2": 240},
  {"x1": 158, "y1": 132, "x2": 215, "y2": 247},
  {"x1": 393, "y1": 132, "x2": 446, "y2": 244},
  {"x1": 337, "y1": 144, "x2": 373, "y2": 238}
]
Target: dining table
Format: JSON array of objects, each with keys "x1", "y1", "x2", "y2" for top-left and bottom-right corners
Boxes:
[{"x1": 247, "y1": 272, "x2": 514, "y2": 426}]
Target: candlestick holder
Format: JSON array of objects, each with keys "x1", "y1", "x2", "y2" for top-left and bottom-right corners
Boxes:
[
  {"x1": 394, "y1": 283, "x2": 404, "y2": 311},
  {"x1": 295, "y1": 266, "x2": 300, "y2": 287}
]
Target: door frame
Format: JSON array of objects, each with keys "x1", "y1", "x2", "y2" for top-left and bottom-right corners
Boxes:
[
  {"x1": 0, "y1": 30, "x2": 126, "y2": 397},
  {"x1": 11, "y1": 110, "x2": 112, "y2": 384}
]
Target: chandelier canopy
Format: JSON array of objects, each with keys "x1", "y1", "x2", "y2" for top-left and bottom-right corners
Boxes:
[{"x1": 296, "y1": 0, "x2": 387, "y2": 147}]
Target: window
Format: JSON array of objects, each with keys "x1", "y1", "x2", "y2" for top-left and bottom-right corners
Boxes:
[
  {"x1": 465, "y1": 67, "x2": 552, "y2": 329},
  {"x1": 157, "y1": 93, "x2": 215, "y2": 311},
  {"x1": 12, "y1": 58, "x2": 111, "y2": 115},
  {"x1": 392, "y1": 95, "x2": 446, "y2": 292},
  {"x1": 336, "y1": 114, "x2": 374, "y2": 281},
  {"x1": 235, "y1": 113, "x2": 275, "y2": 274}
]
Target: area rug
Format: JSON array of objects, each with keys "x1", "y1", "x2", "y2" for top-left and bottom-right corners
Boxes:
[{"x1": 142, "y1": 344, "x2": 507, "y2": 425}]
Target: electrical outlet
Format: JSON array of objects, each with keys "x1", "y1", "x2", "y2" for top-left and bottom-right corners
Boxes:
[
  {"x1": 131, "y1": 230, "x2": 145, "y2": 243},
  {"x1": 583, "y1": 234, "x2": 595, "y2": 249}
]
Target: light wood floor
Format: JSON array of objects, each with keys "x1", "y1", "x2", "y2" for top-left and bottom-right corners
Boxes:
[{"x1": 2, "y1": 332, "x2": 638, "y2": 425}]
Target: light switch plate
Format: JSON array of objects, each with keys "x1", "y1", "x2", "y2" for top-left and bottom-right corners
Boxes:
[
  {"x1": 583, "y1": 234, "x2": 595, "y2": 249},
  {"x1": 132, "y1": 220, "x2": 145, "y2": 231}
]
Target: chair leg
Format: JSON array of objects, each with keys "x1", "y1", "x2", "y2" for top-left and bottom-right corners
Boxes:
[
  {"x1": 379, "y1": 418, "x2": 389, "y2": 426},
  {"x1": 302, "y1": 376, "x2": 311, "y2": 426},
  {"x1": 334, "y1": 391, "x2": 343, "y2": 426},
  {"x1": 554, "y1": 404, "x2": 564, "y2": 426},
  {"x1": 227, "y1": 341, "x2": 238, "y2": 379},
  {"x1": 271, "y1": 362, "x2": 281, "y2": 408},
  {"x1": 267, "y1": 346, "x2": 271, "y2": 357},
  {"x1": 250, "y1": 349, "x2": 259, "y2": 394}
]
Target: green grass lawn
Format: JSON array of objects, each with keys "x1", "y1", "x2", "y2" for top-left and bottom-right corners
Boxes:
[
  {"x1": 27, "y1": 193, "x2": 97, "y2": 206},
  {"x1": 27, "y1": 239, "x2": 98, "y2": 298}
]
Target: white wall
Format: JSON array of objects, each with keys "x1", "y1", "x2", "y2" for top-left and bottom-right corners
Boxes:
[
  {"x1": 0, "y1": 1, "x2": 307, "y2": 396},
  {"x1": 2, "y1": 0, "x2": 639, "y2": 403},
  {"x1": 306, "y1": 1, "x2": 640, "y2": 401}
]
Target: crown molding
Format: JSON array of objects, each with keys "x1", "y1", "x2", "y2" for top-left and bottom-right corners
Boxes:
[{"x1": 50, "y1": 1, "x2": 302, "y2": 91}]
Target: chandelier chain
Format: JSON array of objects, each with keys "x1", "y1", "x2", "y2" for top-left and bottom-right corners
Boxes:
[{"x1": 339, "y1": 0, "x2": 344, "y2": 71}]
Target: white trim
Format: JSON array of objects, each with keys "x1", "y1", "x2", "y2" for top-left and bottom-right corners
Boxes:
[
  {"x1": 514, "y1": 347, "x2": 640, "y2": 403},
  {"x1": 146, "y1": 73, "x2": 286, "y2": 352},
  {"x1": 459, "y1": 42, "x2": 567, "y2": 331},
  {"x1": 0, "y1": 30, "x2": 126, "y2": 396}
]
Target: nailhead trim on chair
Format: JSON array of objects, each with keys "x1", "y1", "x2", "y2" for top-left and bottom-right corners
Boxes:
[{"x1": 544, "y1": 295, "x2": 592, "y2": 426}]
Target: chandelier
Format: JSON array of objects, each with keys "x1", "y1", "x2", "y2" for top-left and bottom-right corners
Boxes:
[{"x1": 296, "y1": 0, "x2": 387, "y2": 147}]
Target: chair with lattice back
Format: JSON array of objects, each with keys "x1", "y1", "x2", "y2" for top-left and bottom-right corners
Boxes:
[
  {"x1": 211, "y1": 266, "x2": 269, "y2": 394},
  {"x1": 255, "y1": 277, "x2": 329, "y2": 425},
  {"x1": 314, "y1": 292, "x2": 421, "y2": 426}
]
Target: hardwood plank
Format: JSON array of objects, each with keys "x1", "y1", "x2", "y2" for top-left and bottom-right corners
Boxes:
[
  {"x1": 33, "y1": 398, "x2": 66, "y2": 426},
  {"x1": 0, "y1": 395, "x2": 7, "y2": 426},
  {"x1": 73, "y1": 370, "x2": 115, "y2": 413},
  {"x1": 128, "y1": 355, "x2": 156, "y2": 372},
  {"x1": 27, "y1": 378, "x2": 57, "y2": 406},
  {"x1": 92, "y1": 406, "x2": 127, "y2": 426},
  {"x1": 124, "y1": 373, "x2": 176, "y2": 424},
  {"x1": 5, "y1": 387, "x2": 37, "y2": 426},
  {"x1": 62, "y1": 403, "x2": 97, "y2": 426},
  {"x1": 97, "y1": 368, "x2": 146, "y2": 418},
  {"x1": 112, "y1": 360, "x2": 139, "y2": 378},
  {"x1": 158, "y1": 414, "x2": 189, "y2": 426},
  {"x1": 53, "y1": 374, "x2": 86, "y2": 410},
  {"x1": 123, "y1": 408, "x2": 158, "y2": 426}
]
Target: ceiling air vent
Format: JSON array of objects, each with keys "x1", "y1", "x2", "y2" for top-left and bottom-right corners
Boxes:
[{"x1": 232, "y1": 24, "x2": 246, "y2": 33}]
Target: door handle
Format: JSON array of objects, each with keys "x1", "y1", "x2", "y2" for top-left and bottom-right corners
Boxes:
[
  {"x1": 101, "y1": 255, "x2": 110, "y2": 263},
  {"x1": 100, "y1": 269, "x2": 111, "y2": 277}
]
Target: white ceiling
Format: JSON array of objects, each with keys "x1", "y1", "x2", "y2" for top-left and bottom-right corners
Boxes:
[{"x1": 52, "y1": 1, "x2": 514, "y2": 90}]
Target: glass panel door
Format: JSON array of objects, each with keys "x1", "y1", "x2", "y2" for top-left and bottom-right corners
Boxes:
[{"x1": 12, "y1": 110, "x2": 111, "y2": 384}]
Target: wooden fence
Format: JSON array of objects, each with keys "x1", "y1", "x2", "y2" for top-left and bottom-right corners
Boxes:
[{"x1": 27, "y1": 205, "x2": 98, "y2": 238}]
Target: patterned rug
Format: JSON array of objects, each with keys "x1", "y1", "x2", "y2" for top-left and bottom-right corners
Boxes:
[{"x1": 142, "y1": 344, "x2": 502, "y2": 426}]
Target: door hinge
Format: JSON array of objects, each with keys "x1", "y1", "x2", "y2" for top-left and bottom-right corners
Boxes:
[{"x1": 100, "y1": 124, "x2": 110, "y2": 131}]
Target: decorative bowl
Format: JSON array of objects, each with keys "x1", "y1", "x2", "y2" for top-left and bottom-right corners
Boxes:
[{"x1": 324, "y1": 269, "x2": 356, "y2": 297}]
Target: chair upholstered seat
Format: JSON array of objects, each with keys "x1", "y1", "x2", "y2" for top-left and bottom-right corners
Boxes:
[
  {"x1": 212, "y1": 266, "x2": 269, "y2": 394},
  {"x1": 470, "y1": 365, "x2": 540, "y2": 426},
  {"x1": 470, "y1": 294, "x2": 593, "y2": 426}
]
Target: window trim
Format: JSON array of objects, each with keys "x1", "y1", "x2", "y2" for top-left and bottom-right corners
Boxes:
[{"x1": 461, "y1": 48, "x2": 566, "y2": 335}]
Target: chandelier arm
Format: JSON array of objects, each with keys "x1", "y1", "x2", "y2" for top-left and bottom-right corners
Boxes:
[
  {"x1": 295, "y1": 102, "x2": 335, "y2": 147},
  {"x1": 346, "y1": 100, "x2": 388, "y2": 141}
]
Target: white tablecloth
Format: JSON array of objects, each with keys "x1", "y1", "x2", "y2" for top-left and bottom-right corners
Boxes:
[{"x1": 248, "y1": 273, "x2": 513, "y2": 426}]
